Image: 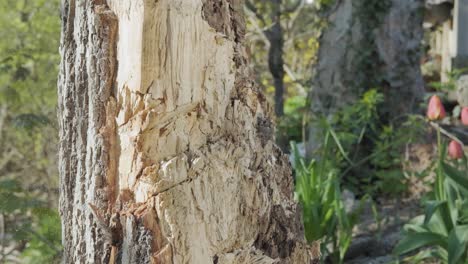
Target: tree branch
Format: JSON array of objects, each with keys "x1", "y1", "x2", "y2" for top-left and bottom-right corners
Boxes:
[
  {"x1": 283, "y1": 0, "x2": 303, "y2": 14},
  {"x1": 0, "y1": 104, "x2": 7, "y2": 142},
  {"x1": 245, "y1": 0, "x2": 266, "y2": 25}
]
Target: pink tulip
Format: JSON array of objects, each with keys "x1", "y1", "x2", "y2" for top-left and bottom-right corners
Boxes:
[
  {"x1": 461, "y1": 107, "x2": 468, "y2": 126},
  {"x1": 427, "y1": 95, "x2": 446, "y2": 121},
  {"x1": 448, "y1": 140, "x2": 464, "y2": 159}
]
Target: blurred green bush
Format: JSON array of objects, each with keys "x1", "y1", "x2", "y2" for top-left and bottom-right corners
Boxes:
[{"x1": 0, "y1": 0, "x2": 62, "y2": 262}]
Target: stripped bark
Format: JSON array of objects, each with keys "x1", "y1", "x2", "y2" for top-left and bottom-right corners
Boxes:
[{"x1": 58, "y1": 0, "x2": 315, "y2": 263}]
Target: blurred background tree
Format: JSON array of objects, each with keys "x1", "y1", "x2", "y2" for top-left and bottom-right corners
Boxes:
[
  {"x1": 245, "y1": 0, "x2": 326, "y2": 148},
  {"x1": 307, "y1": 0, "x2": 427, "y2": 196},
  {"x1": 0, "y1": 0, "x2": 61, "y2": 262}
]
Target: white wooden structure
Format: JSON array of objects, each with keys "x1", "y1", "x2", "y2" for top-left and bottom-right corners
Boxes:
[
  {"x1": 453, "y1": 0, "x2": 468, "y2": 68},
  {"x1": 426, "y1": 0, "x2": 468, "y2": 81}
]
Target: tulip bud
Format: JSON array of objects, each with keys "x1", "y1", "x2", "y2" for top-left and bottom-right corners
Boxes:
[
  {"x1": 448, "y1": 140, "x2": 464, "y2": 159},
  {"x1": 427, "y1": 95, "x2": 446, "y2": 120},
  {"x1": 461, "y1": 107, "x2": 468, "y2": 126}
]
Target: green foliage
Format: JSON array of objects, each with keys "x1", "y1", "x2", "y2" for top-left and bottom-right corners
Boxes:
[
  {"x1": 0, "y1": 179, "x2": 61, "y2": 262},
  {"x1": 0, "y1": 179, "x2": 41, "y2": 213},
  {"x1": 394, "y1": 137, "x2": 468, "y2": 264},
  {"x1": 317, "y1": 90, "x2": 424, "y2": 196},
  {"x1": 0, "y1": 0, "x2": 60, "y2": 112},
  {"x1": 20, "y1": 208, "x2": 62, "y2": 263},
  {"x1": 0, "y1": 0, "x2": 61, "y2": 261},
  {"x1": 332, "y1": 89, "x2": 384, "y2": 145},
  {"x1": 293, "y1": 130, "x2": 362, "y2": 264},
  {"x1": 246, "y1": 0, "x2": 322, "y2": 144},
  {"x1": 309, "y1": 89, "x2": 384, "y2": 181},
  {"x1": 429, "y1": 68, "x2": 468, "y2": 92},
  {"x1": 317, "y1": 0, "x2": 336, "y2": 8},
  {"x1": 371, "y1": 115, "x2": 426, "y2": 196},
  {"x1": 278, "y1": 95, "x2": 308, "y2": 142}
]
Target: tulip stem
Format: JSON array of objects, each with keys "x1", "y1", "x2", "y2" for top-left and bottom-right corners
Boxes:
[
  {"x1": 435, "y1": 128, "x2": 445, "y2": 200},
  {"x1": 429, "y1": 121, "x2": 464, "y2": 145}
]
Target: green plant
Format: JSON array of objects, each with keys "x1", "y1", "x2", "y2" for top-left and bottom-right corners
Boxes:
[
  {"x1": 0, "y1": 178, "x2": 62, "y2": 263},
  {"x1": 371, "y1": 115, "x2": 426, "y2": 196},
  {"x1": 394, "y1": 132, "x2": 468, "y2": 263},
  {"x1": 319, "y1": 90, "x2": 424, "y2": 196},
  {"x1": 314, "y1": 89, "x2": 384, "y2": 182},
  {"x1": 292, "y1": 130, "x2": 361, "y2": 264},
  {"x1": 19, "y1": 209, "x2": 62, "y2": 263},
  {"x1": 278, "y1": 95, "x2": 308, "y2": 143},
  {"x1": 0, "y1": 1, "x2": 61, "y2": 261},
  {"x1": 429, "y1": 68, "x2": 468, "y2": 92}
]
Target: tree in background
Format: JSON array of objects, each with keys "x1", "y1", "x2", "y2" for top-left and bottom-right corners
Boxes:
[
  {"x1": 58, "y1": 0, "x2": 315, "y2": 262},
  {"x1": 245, "y1": 0, "x2": 323, "y2": 147},
  {"x1": 0, "y1": 0, "x2": 61, "y2": 262},
  {"x1": 307, "y1": 0, "x2": 426, "y2": 192}
]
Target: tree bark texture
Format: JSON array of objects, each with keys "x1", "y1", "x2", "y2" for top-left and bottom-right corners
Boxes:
[
  {"x1": 307, "y1": 0, "x2": 425, "y2": 154},
  {"x1": 57, "y1": 0, "x2": 314, "y2": 263}
]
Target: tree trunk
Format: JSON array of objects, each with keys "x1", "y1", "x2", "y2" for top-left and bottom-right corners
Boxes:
[
  {"x1": 57, "y1": 0, "x2": 314, "y2": 263},
  {"x1": 265, "y1": 0, "x2": 285, "y2": 118},
  {"x1": 307, "y1": 0, "x2": 425, "y2": 155}
]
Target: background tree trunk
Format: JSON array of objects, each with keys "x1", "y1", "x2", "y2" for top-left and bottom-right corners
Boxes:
[
  {"x1": 58, "y1": 0, "x2": 314, "y2": 263},
  {"x1": 307, "y1": 0, "x2": 425, "y2": 156},
  {"x1": 265, "y1": 0, "x2": 285, "y2": 118}
]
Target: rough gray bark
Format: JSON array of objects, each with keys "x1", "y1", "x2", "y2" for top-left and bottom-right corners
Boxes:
[
  {"x1": 307, "y1": 0, "x2": 425, "y2": 155},
  {"x1": 57, "y1": 0, "x2": 315, "y2": 263}
]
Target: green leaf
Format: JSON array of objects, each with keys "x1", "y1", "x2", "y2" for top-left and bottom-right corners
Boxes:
[
  {"x1": 327, "y1": 124, "x2": 354, "y2": 166},
  {"x1": 0, "y1": 179, "x2": 22, "y2": 192},
  {"x1": 404, "y1": 223, "x2": 429, "y2": 234},
  {"x1": 13, "y1": 113, "x2": 49, "y2": 129},
  {"x1": 403, "y1": 249, "x2": 441, "y2": 263},
  {"x1": 424, "y1": 200, "x2": 446, "y2": 225},
  {"x1": 447, "y1": 226, "x2": 468, "y2": 264},
  {"x1": 438, "y1": 201, "x2": 455, "y2": 234},
  {"x1": 394, "y1": 232, "x2": 447, "y2": 255},
  {"x1": 458, "y1": 200, "x2": 468, "y2": 223},
  {"x1": 442, "y1": 163, "x2": 468, "y2": 191}
]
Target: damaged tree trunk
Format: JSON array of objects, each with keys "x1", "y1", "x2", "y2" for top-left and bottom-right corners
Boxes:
[{"x1": 57, "y1": 0, "x2": 314, "y2": 263}]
